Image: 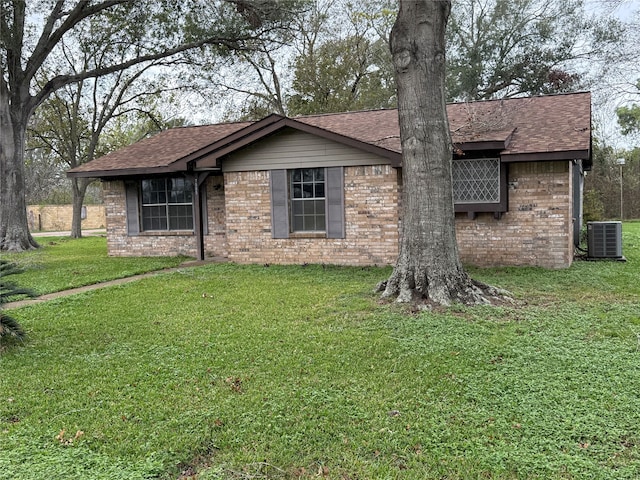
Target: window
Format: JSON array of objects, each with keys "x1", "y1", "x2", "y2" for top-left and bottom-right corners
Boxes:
[
  {"x1": 270, "y1": 167, "x2": 344, "y2": 239},
  {"x1": 452, "y1": 158, "x2": 507, "y2": 213},
  {"x1": 140, "y1": 177, "x2": 194, "y2": 231},
  {"x1": 290, "y1": 168, "x2": 326, "y2": 232}
]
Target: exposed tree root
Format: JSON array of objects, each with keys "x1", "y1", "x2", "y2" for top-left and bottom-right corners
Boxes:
[
  {"x1": 0, "y1": 232, "x2": 39, "y2": 253},
  {"x1": 376, "y1": 271, "x2": 514, "y2": 308}
]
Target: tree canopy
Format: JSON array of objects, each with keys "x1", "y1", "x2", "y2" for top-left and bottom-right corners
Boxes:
[
  {"x1": 617, "y1": 102, "x2": 640, "y2": 137},
  {"x1": 446, "y1": 0, "x2": 622, "y2": 101},
  {"x1": 288, "y1": 35, "x2": 395, "y2": 115},
  {"x1": 0, "y1": 0, "x2": 305, "y2": 251},
  {"x1": 616, "y1": 78, "x2": 640, "y2": 138}
]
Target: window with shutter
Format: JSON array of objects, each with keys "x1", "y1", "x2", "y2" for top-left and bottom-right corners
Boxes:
[
  {"x1": 139, "y1": 177, "x2": 194, "y2": 231},
  {"x1": 269, "y1": 167, "x2": 344, "y2": 239},
  {"x1": 290, "y1": 168, "x2": 326, "y2": 232}
]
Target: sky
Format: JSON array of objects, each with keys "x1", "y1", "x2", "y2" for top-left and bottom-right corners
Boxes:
[
  {"x1": 587, "y1": 0, "x2": 640, "y2": 150},
  {"x1": 20, "y1": 0, "x2": 639, "y2": 151}
]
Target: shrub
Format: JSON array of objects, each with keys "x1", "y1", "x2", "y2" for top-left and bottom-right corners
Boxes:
[
  {"x1": 0, "y1": 260, "x2": 35, "y2": 341},
  {"x1": 583, "y1": 189, "x2": 605, "y2": 222}
]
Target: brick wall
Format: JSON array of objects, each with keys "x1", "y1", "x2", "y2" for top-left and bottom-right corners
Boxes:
[
  {"x1": 203, "y1": 175, "x2": 228, "y2": 258},
  {"x1": 224, "y1": 166, "x2": 400, "y2": 266},
  {"x1": 103, "y1": 181, "x2": 198, "y2": 257},
  {"x1": 455, "y1": 161, "x2": 574, "y2": 268},
  {"x1": 27, "y1": 205, "x2": 105, "y2": 231},
  {"x1": 102, "y1": 161, "x2": 574, "y2": 268}
]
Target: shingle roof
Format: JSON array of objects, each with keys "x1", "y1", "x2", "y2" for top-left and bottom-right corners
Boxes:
[
  {"x1": 295, "y1": 91, "x2": 591, "y2": 158},
  {"x1": 68, "y1": 122, "x2": 251, "y2": 176},
  {"x1": 68, "y1": 92, "x2": 591, "y2": 177},
  {"x1": 449, "y1": 92, "x2": 591, "y2": 157}
]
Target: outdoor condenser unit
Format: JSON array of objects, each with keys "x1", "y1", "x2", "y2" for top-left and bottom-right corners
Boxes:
[{"x1": 587, "y1": 221, "x2": 623, "y2": 259}]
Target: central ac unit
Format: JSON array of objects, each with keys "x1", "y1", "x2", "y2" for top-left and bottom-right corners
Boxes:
[{"x1": 587, "y1": 221, "x2": 623, "y2": 259}]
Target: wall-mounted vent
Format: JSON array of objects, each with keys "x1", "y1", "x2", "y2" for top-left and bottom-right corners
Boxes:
[{"x1": 587, "y1": 221, "x2": 623, "y2": 259}]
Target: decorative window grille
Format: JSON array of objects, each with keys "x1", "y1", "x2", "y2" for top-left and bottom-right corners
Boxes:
[
  {"x1": 141, "y1": 177, "x2": 194, "y2": 231},
  {"x1": 290, "y1": 168, "x2": 326, "y2": 231},
  {"x1": 452, "y1": 158, "x2": 501, "y2": 204}
]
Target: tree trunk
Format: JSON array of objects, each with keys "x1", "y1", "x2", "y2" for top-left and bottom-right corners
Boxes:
[
  {"x1": 0, "y1": 89, "x2": 39, "y2": 252},
  {"x1": 381, "y1": 0, "x2": 503, "y2": 306},
  {"x1": 70, "y1": 178, "x2": 93, "y2": 238}
]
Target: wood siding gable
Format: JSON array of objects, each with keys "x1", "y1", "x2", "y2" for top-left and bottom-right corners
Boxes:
[{"x1": 221, "y1": 129, "x2": 391, "y2": 172}]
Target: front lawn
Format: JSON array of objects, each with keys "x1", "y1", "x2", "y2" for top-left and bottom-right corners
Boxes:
[
  {"x1": 1, "y1": 236, "x2": 188, "y2": 295},
  {"x1": 1, "y1": 223, "x2": 639, "y2": 479}
]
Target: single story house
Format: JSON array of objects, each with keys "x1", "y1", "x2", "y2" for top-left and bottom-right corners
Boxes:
[{"x1": 68, "y1": 92, "x2": 592, "y2": 269}]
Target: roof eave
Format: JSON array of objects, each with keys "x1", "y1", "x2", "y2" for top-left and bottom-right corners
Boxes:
[
  {"x1": 66, "y1": 163, "x2": 195, "y2": 179},
  {"x1": 454, "y1": 140, "x2": 509, "y2": 152},
  {"x1": 501, "y1": 149, "x2": 591, "y2": 162},
  {"x1": 179, "y1": 115, "x2": 283, "y2": 167}
]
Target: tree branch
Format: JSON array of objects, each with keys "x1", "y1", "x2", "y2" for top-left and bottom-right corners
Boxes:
[
  {"x1": 29, "y1": 34, "x2": 260, "y2": 113},
  {"x1": 25, "y1": 0, "x2": 130, "y2": 84}
]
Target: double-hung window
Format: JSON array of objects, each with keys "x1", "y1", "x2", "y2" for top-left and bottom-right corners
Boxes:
[
  {"x1": 290, "y1": 168, "x2": 326, "y2": 232},
  {"x1": 140, "y1": 177, "x2": 194, "y2": 231},
  {"x1": 270, "y1": 167, "x2": 344, "y2": 239}
]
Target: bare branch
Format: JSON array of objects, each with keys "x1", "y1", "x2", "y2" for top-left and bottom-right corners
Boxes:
[
  {"x1": 30, "y1": 33, "x2": 265, "y2": 113},
  {"x1": 25, "y1": 0, "x2": 130, "y2": 84}
]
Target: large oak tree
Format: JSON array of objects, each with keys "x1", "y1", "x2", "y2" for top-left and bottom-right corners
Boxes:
[
  {"x1": 381, "y1": 0, "x2": 505, "y2": 306},
  {"x1": 0, "y1": 0, "x2": 299, "y2": 251}
]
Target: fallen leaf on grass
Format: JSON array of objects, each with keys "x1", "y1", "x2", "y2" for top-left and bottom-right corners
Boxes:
[
  {"x1": 55, "y1": 429, "x2": 84, "y2": 445},
  {"x1": 224, "y1": 376, "x2": 243, "y2": 393}
]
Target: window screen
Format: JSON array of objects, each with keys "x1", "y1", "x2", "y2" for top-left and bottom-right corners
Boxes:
[{"x1": 452, "y1": 158, "x2": 501, "y2": 204}]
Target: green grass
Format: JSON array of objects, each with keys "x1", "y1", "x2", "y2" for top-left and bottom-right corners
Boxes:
[
  {"x1": 0, "y1": 236, "x2": 188, "y2": 295},
  {"x1": 1, "y1": 224, "x2": 639, "y2": 479}
]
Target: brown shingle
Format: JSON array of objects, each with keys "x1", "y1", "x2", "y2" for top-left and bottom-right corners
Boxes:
[
  {"x1": 69, "y1": 122, "x2": 251, "y2": 175},
  {"x1": 69, "y1": 92, "x2": 590, "y2": 177},
  {"x1": 296, "y1": 92, "x2": 591, "y2": 157}
]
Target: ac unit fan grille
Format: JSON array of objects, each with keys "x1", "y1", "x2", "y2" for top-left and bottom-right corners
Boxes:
[{"x1": 587, "y1": 222, "x2": 622, "y2": 258}]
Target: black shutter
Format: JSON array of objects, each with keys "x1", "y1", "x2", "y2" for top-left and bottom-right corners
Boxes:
[
  {"x1": 326, "y1": 166, "x2": 345, "y2": 239},
  {"x1": 124, "y1": 181, "x2": 140, "y2": 235},
  {"x1": 270, "y1": 169, "x2": 289, "y2": 239}
]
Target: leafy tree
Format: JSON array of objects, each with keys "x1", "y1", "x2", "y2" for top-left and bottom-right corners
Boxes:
[
  {"x1": 288, "y1": 35, "x2": 395, "y2": 115},
  {"x1": 616, "y1": 81, "x2": 640, "y2": 137},
  {"x1": 208, "y1": 23, "x2": 297, "y2": 120},
  {"x1": 446, "y1": 0, "x2": 622, "y2": 100},
  {"x1": 0, "y1": 260, "x2": 35, "y2": 341},
  {"x1": 584, "y1": 141, "x2": 640, "y2": 220},
  {"x1": 617, "y1": 104, "x2": 640, "y2": 136},
  {"x1": 380, "y1": 0, "x2": 505, "y2": 305},
  {"x1": 216, "y1": 0, "x2": 621, "y2": 121},
  {"x1": 287, "y1": 0, "x2": 396, "y2": 115},
  {"x1": 1, "y1": 0, "x2": 300, "y2": 251},
  {"x1": 23, "y1": 146, "x2": 70, "y2": 204},
  {"x1": 29, "y1": 34, "x2": 188, "y2": 238},
  {"x1": 211, "y1": 0, "x2": 397, "y2": 120}
]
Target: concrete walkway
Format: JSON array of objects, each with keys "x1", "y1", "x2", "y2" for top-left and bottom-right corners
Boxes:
[{"x1": 4, "y1": 260, "x2": 214, "y2": 310}]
